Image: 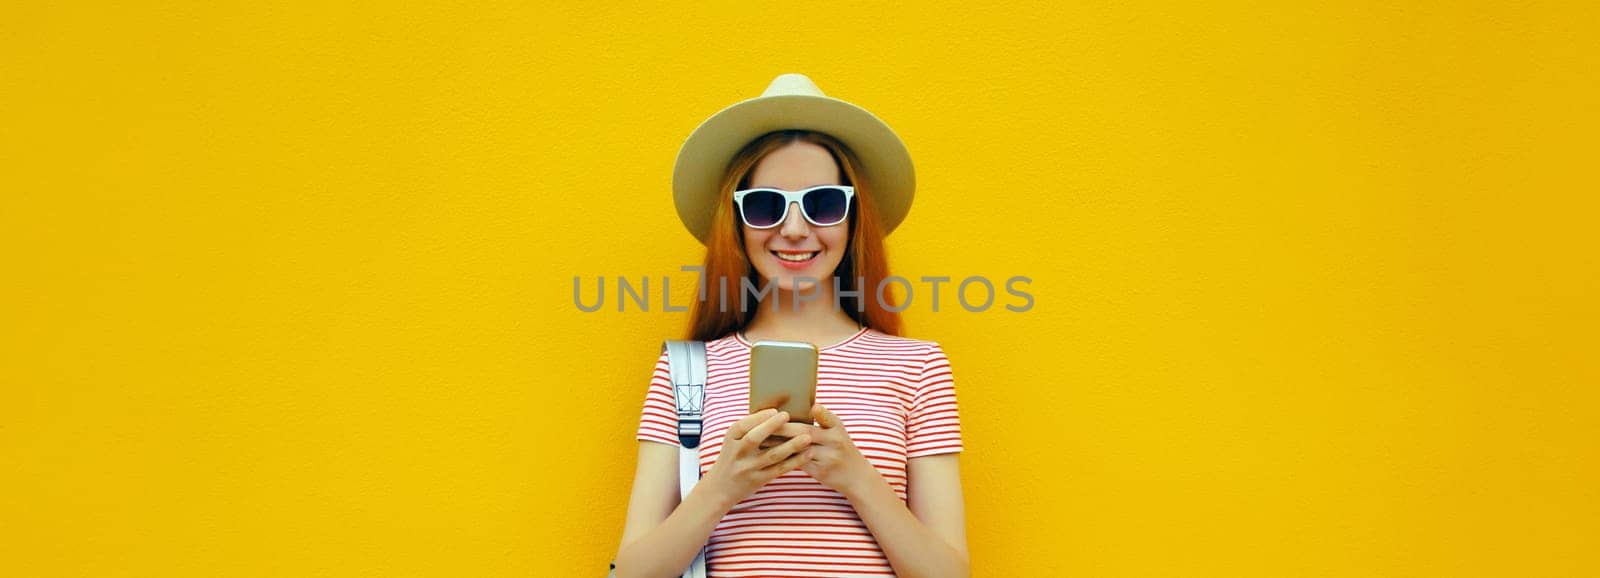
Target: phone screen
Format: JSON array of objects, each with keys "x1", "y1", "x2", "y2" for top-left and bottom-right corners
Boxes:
[{"x1": 749, "y1": 340, "x2": 818, "y2": 423}]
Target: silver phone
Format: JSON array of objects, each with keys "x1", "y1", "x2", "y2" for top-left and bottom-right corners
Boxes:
[{"x1": 749, "y1": 340, "x2": 818, "y2": 423}]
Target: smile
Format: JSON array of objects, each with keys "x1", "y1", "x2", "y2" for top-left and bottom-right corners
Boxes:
[{"x1": 771, "y1": 250, "x2": 820, "y2": 268}]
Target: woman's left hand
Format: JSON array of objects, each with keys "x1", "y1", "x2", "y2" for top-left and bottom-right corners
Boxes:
[{"x1": 800, "y1": 403, "x2": 883, "y2": 496}]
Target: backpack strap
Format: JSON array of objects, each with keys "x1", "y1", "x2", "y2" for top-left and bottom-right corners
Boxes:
[
  {"x1": 665, "y1": 340, "x2": 706, "y2": 449},
  {"x1": 663, "y1": 340, "x2": 709, "y2": 578}
]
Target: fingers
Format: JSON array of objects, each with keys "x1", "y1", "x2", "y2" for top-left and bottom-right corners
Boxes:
[
  {"x1": 774, "y1": 422, "x2": 811, "y2": 439},
  {"x1": 741, "y1": 410, "x2": 789, "y2": 448},
  {"x1": 812, "y1": 403, "x2": 841, "y2": 429},
  {"x1": 767, "y1": 446, "x2": 812, "y2": 475},
  {"x1": 759, "y1": 432, "x2": 813, "y2": 468},
  {"x1": 726, "y1": 408, "x2": 777, "y2": 442},
  {"x1": 758, "y1": 423, "x2": 811, "y2": 449}
]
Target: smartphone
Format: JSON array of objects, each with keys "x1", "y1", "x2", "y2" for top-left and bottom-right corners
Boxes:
[{"x1": 749, "y1": 340, "x2": 818, "y2": 423}]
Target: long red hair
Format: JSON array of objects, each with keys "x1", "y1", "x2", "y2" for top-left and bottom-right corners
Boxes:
[{"x1": 688, "y1": 130, "x2": 903, "y2": 341}]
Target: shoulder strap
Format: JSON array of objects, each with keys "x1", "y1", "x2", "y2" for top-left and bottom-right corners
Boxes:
[
  {"x1": 662, "y1": 340, "x2": 709, "y2": 578},
  {"x1": 664, "y1": 340, "x2": 706, "y2": 449}
]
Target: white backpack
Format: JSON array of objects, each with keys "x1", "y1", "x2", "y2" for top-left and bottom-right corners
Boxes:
[
  {"x1": 663, "y1": 340, "x2": 710, "y2": 578},
  {"x1": 611, "y1": 341, "x2": 709, "y2": 578}
]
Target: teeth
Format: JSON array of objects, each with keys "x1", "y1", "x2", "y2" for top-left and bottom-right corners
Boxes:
[{"x1": 774, "y1": 251, "x2": 819, "y2": 262}]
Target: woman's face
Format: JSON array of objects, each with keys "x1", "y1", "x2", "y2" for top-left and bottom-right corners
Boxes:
[{"x1": 741, "y1": 141, "x2": 851, "y2": 295}]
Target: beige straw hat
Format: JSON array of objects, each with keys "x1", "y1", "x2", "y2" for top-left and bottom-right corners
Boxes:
[{"x1": 671, "y1": 73, "x2": 916, "y2": 244}]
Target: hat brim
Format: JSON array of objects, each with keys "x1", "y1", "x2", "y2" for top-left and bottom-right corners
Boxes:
[{"x1": 672, "y1": 94, "x2": 915, "y2": 244}]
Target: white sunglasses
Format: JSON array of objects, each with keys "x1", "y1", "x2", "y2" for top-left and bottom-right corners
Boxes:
[{"x1": 732, "y1": 185, "x2": 856, "y2": 229}]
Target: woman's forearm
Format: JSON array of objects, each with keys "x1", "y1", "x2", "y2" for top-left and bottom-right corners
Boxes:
[
  {"x1": 843, "y1": 473, "x2": 971, "y2": 578},
  {"x1": 613, "y1": 479, "x2": 737, "y2": 578}
]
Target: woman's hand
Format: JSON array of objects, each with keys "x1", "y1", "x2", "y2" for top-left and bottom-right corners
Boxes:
[
  {"x1": 701, "y1": 409, "x2": 813, "y2": 506},
  {"x1": 800, "y1": 404, "x2": 882, "y2": 496}
]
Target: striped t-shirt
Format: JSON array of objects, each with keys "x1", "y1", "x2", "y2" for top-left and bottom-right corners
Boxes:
[{"x1": 635, "y1": 327, "x2": 963, "y2": 577}]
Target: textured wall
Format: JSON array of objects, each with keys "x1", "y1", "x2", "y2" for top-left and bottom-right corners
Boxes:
[{"x1": 3, "y1": 1, "x2": 1597, "y2": 576}]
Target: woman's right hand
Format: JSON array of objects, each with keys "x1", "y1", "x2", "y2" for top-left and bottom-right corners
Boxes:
[{"x1": 701, "y1": 408, "x2": 813, "y2": 506}]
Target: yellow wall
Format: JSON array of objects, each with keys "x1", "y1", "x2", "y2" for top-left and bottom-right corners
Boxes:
[{"x1": 3, "y1": 2, "x2": 1596, "y2": 575}]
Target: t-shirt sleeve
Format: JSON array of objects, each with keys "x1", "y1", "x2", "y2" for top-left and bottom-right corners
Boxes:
[
  {"x1": 906, "y1": 342, "x2": 963, "y2": 458},
  {"x1": 635, "y1": 347, "x2": 680, "y2": 447}
]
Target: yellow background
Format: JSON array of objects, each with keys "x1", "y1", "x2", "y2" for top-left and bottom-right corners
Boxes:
[{"x1": 3, "y1": 2, "x2": 1597, "y2": 576}]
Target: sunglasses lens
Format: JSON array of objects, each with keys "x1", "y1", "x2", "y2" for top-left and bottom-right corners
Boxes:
[
  {"x1": 740, "y1": 190, "x2": 786, "y2": 228},
  {"x1": 803, "y1": 187, "x2": 850, "y2": 225}
]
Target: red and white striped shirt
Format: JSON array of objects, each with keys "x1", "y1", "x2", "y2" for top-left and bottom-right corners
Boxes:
[{"x1": 636, "y1": 327, "x2": 963, "y2": 577}]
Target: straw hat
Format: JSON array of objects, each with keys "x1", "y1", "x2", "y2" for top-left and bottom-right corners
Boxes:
[{"x1": 671, "y1": 73, "x2": 916, "y2": 244}]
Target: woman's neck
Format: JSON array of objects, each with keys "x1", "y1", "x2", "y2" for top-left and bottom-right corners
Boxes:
[{"x1": 741, "y1": 282, "x2": 863, "y2": 346}]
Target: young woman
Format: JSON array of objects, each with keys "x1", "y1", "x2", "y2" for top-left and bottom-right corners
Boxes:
[{"x1": 613, "y1": 74, "x2": 969, "y2": 578}]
